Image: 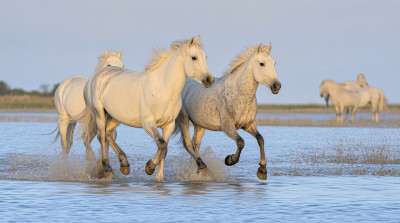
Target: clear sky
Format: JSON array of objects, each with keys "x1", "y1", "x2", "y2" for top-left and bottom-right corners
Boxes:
[{"x1": 1, "y1": 0, "x2": 399, "y2": 104}]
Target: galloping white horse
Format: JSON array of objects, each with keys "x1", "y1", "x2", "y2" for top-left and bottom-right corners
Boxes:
[
  {"x1": 79, "y1": 37, "x2": 214, "y2": 181},
  {"x1": 320, "y1": 80, "x2": 386, "y2": 122},
  {"x1": 175, "y1": 43, "x2": 281, "y2": 180},
  {"x1": 54, "y1": 50, "x2": 123, "y2": 158}
]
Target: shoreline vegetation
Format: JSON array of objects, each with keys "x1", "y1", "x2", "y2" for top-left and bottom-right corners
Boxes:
[{"x1": 1, "y1": 95, "x2": 399, "y2": 127}]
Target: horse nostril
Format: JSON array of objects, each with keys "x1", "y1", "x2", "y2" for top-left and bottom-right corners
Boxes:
[
  {"x1": 275, "y1": 82, "x2": 281, "y2": 90},
  {"x1": 206, "y1": 77, "x2": 211, "y2": 83}
]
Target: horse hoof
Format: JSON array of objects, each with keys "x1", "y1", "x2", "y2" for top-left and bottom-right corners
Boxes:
[
  {"x1": 257, "y1": 171, "x2": 267, "y2": 180},
  {"x1": 225, "y1": 154, "x2": 238, "y2": 166},
  {"x1": 197, "y1": 167, "x2": 208, "y2": 175},
  {"x1": 103, "y1": 171, "x2": 114, "y2": 180},
  {"x1": 145, "y1": 160, "x2": 155, "y2": 175},
  {"x1": 257, "y1": 165, "x2": 267, "y2": 180},
  {"x1": 120, "y1": 166, "x2": 130, "y2": 175}
]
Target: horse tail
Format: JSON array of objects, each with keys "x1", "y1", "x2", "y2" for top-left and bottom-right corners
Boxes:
[
  {"x1": 173, "y1": 119, "x2": 182, "y2": 137},
  {"x1": 378, "y1": 89, "x2": 387, "y2": 112},
  {"x1": 74, "y1": 107, "x2": 97, "y2": 145}
]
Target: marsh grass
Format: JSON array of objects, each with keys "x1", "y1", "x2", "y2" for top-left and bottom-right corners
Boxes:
[{"x1": 0, "y1": 95, "x2": 55, "y2": 111}]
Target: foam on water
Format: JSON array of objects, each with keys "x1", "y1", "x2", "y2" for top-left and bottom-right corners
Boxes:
[{"x1": 173, "y1": 146, "x2": 229, "y2": 182}]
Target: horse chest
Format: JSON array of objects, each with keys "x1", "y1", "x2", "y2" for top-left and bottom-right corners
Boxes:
[{"x1": 226, "y1": 97, "x2": 256, "y2": 128}]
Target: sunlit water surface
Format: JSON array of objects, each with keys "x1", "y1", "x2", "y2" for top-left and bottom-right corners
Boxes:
[{"x1": 0, "y1": 116, "x2": 399, "y2": 222}]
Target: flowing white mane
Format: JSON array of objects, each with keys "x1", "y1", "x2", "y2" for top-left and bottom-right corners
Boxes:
[
  {"x1": 95, "y1": 51, "x2": 119, "y2": 71},
  {"x1": 144, "y1": 39, "x2": 202, "y2": 74},
  {"x1": 224, "y1": 45, "x2": 270, "y2": 75}
]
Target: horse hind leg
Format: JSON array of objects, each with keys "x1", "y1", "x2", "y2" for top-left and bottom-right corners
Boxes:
[
  {"x1": 65, "y1": 122, "x2": 77, "y2": 153},
  {"x1": 105, "y1": 118, "x2": 129, "y2": 175},
  {"x1": 94, "y1": 109, "x2": 114, "y2": 179},
  {"x1": 58, "y1": 116, "x2": 71, "y2": 156},
  {"x1": 82, "y1": 126, "x2": 96, "y2": 161}
]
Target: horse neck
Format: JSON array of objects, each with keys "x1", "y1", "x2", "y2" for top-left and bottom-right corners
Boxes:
[
  {"x1": 147, "y1": 52, "x2": 187, "y2": 100},
  {"x1": 233, "y1": 56, "x2": 259, "y2": 96}
]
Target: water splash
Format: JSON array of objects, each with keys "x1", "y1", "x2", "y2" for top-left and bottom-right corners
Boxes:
[{"x1": 173, "y1": 147, "x2": 229, "y2": 182}]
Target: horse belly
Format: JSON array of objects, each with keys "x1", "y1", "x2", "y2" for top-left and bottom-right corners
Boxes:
[{"x1": 101, "y1": 88, "x2": 143, "y2": 127}]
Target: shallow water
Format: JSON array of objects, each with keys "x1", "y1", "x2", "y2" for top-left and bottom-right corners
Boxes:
[
  {"x1": 256, "y1": 112, "x2": 400, "y2": 121},
  {"x1": 0, "y1": 116, "x2": 399, "y2": 222}
]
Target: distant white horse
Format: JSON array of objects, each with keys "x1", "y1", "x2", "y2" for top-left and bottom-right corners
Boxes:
[
  {"x1": 175, "y1": 43, "x2": 281, "y2": 180},
  {"x1": 79, "y1": 37, "x2": 214, "y2": 181},
  {"x1": 344, "y1": 73, "x2": 369, "y2": 88},
  {"x1": 322, "y1": 73, "x2": 368, "y2": 107},
  {"x1": 54, "y1": 50, "x2": 123, "y2": 158},
  {"x1": 320, "y1": 80, "x2": 386, "y2": 122}
]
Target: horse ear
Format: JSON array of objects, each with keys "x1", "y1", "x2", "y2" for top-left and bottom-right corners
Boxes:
[
  {"x1": 257, "y1": 43, "x2": 263, "y2": 54},
  {"x1": 104, "y1": 50, "x2": 109, "y2": 58},
  {"x1": 267, "y1": 42, "x2": 272, "y2": 53},
  {"x1": 189, "y1": 36, "x2": 195, "y2": 47},
  {"x1": 118, "y1": 50, "x2": 122, "y2": 58},
  {"x1": 198, "y1": 35, "x2": 201, "y2": 42}
]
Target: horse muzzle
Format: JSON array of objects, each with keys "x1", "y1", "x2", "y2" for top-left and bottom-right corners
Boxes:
[
  {"x1": 270, "y1": 81, "x2": 281, "y2": 94},
  {"x1": 201, "y1": 75, "x2": 214, "y2": 88}
]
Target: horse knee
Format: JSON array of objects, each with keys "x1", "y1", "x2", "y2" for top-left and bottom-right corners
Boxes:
[
  {"x1": 157, "y1": 137, "x2": 166, "y2": 148},
  {"x1": 256, "y1": 132, "x2": 264, "y2": 144},
  {"x1": 237, "y1": 137, "x2": 244, "y2": 149}
]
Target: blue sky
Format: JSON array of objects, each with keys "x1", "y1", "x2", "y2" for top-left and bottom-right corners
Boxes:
[{"x1": 1, "y1": 0, "x2": 399, "y2": 104}]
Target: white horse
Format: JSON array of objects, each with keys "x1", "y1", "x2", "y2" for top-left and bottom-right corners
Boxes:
[
  {"x1": 322, "y1": 73, "x2": 369, "y2": 107},
  {"x1": 174, "y1": 43, "x2": 281, "y2": 180},
  {"x1": 320, "y1": 80, "x2": 386, "y2": 123},
  {"x1": 78, "y1": 37, "x2": 214, "y2": 181},
  {"x1": 54, "y1": 50, "x2": 123, "y2": 158},
  {"x1": 344, "y1": 73, "x2": 369, "y2": 88}
]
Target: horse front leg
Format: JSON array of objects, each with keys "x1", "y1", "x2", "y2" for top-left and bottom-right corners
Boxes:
[
  {"x1": 339, "y1": 106, "x2": 345, "y2": 123},
  {"x1": 142, "y1": 118, "x2": 166, "y2": 180},
  {"x1": 334, "y1": 105, "x2": 340, "y2": 122},
  {"x1": 221, "y1": 116, "x2": 244, "y2": 166},
  {"x1": 106, "y1": 118, "x2": 129, "y2": 175},
  {"x1": 244, "y1": 122, "x2": 267, "y2": 180},
  {"x1": 351, "y1": 106, "x2": 358, "y2": 123},
  {"x1": 191, "y1": 124, "x2": 207, "y2": 173},
  {"x1": 344, "y1": 107, "x2": 350, "y2": 122},
  {"x1": 154, "y1": 122, "x2": 175, "y2": 181}
]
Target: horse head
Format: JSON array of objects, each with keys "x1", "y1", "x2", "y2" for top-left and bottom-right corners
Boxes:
[
  {"x1": 252, "y1": 43, "x2": 281, "y2": 94},
  {"x1": 183, "y1": 36, "x2": 214, "y2": 88},
  {"x1": 104, "y1": 50, "x2": 124, "y2": 67}
]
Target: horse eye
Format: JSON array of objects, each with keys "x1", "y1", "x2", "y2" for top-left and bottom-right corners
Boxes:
[
  {"x1": 192, "y1": 56, "x2": 197, "y2": 60},
  {"x1": 260, "y1": 63, "x2": 265, "y2": 66},
  {"x1": 107, "y1": 64, "x2": 111, "y2": 66}
]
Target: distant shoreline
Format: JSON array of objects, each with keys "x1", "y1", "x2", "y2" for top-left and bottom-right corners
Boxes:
[
  {"x1": 1, "y1": 95, "x2": 400, "y2": 128},
  {"x1": 1, "y1": 95, "x2": 400, "y2": 114}
]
